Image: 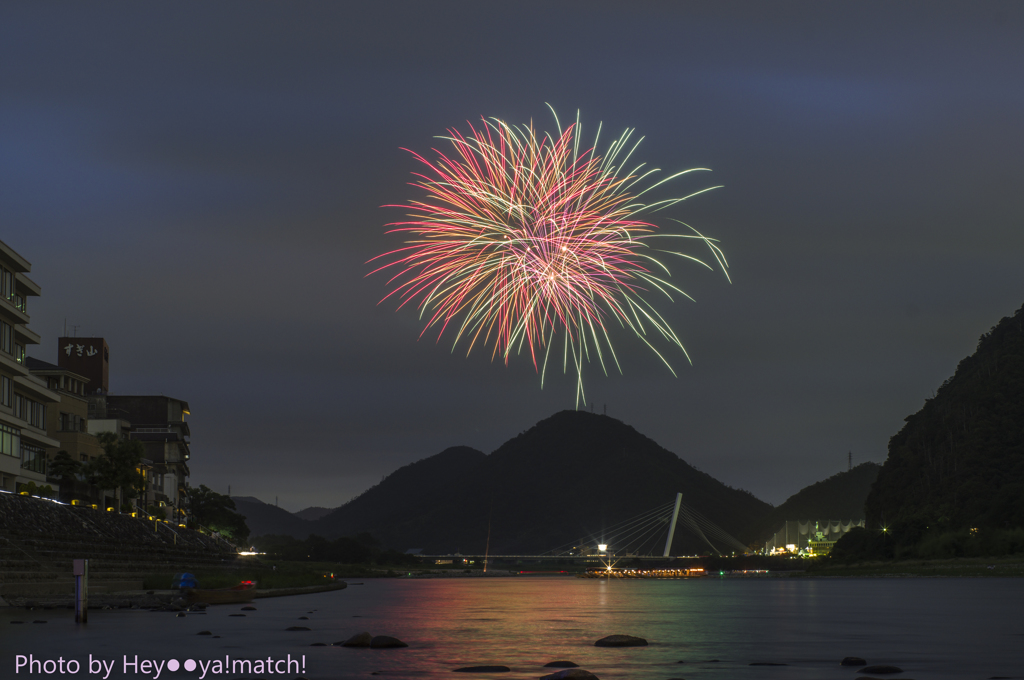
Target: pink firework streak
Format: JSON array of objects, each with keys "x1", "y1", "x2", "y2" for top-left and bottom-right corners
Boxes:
[{"x1": 369, "y1": 110, "x2": 729, "y2": 403}]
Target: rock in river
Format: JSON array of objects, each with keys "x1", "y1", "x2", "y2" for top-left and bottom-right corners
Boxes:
[
  {"x1": 369, "y1": 635, "x2": 408, "y2": 649},
  {"x1": 540, "y1": 670, "x2": 599, "y2": 680},
  {"x1": 454, "y1": 666, "x2": 510, "y2": 673},
  {"x1": 842, "y1": 657, "x2": 868, "y2": 666},
  {"x1": 858, "y1": 666, "x2": 903, "y2": 674},
  {"x1": 338, "y1": 632, "x2": 372, "y2": 647},
  {"x1": 594, "y1": 635, "x2": 648, "y2": 647},
  {"x1": 543, "y1": 661, "x2": 579, "y2": 668}
]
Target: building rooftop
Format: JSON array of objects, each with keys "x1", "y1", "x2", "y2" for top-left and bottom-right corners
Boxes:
[
  {"x1": 25, "y1": 355, "x2": 90, "y2": 381},
  {"x1": 25, "y1": 356, "x2": 59, "y2": 370}
]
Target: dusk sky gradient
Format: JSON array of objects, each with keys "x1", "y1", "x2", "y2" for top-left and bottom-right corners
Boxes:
[{"x1": 3, "y1": 2, "x2": 1023, "y2": 511}]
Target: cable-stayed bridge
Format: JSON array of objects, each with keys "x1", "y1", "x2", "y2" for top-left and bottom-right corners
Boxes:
[
  {"x1": 543, "y1": 492, "x2": 750, "y2": 558},
  {"x1": 418, "y1": 493, "x2": 750, "y2": 564}
]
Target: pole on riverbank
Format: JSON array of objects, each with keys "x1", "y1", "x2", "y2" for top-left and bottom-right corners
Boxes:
[
  {"x1": 482, "y1": 499, "x2": 493, "y2": 574},
  {"x1": 74, "y1": 559, "x2": 88, "y2": 624},
  {"x1": 663, "y1": 493, "x2": 683, "y2": 557}
]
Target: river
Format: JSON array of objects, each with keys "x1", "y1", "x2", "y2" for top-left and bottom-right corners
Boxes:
[{"x1": 3, "y1": 576, "x2": 1022, "y2": 679}]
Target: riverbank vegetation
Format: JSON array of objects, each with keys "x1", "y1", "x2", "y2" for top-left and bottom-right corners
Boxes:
[
  {"x1": 804, "y1": 554, "x2": 1024, "y2": 578},
  {"x1": 251, "y1": 532, "x2": 421, "y2": 567},
  {"x1": 140, "y1": 558, "x2": 418, "y2": 591}
]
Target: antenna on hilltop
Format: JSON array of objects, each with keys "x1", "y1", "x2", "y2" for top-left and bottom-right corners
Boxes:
[
  {"x1": 848, "y1": 451, "x2": 852, "y2": 471},
  {"x1": 603, "y1": 404, "x2": 607, "y2": 416}
]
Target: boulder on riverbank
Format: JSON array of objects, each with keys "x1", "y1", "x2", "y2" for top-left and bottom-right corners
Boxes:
[{"x1": 594, "y1": 635, "x2": 647, "y2": 647}]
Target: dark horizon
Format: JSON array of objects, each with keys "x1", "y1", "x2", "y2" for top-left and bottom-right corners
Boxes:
[{"x1": 4, "y1": 2, "x2": 1023, "y2": 511}]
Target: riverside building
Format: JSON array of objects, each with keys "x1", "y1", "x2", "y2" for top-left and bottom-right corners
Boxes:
[
  {"x1": 0, "y1": 239, "x2": 61, "y2": 493},
  {"x1": 69, "y1": 337, "x2": 192, "y2": 518},
  {"x1": 25, "y1": 357, "x2": 104, "y2": 466},
  {"x1": 99, "y1": 394, "x2": 191, "y2": 519}
]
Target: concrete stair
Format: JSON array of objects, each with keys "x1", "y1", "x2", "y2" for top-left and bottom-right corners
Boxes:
[
  {"x1": 0, "y1": 493, "x2": 241, "y2": 600},
  {"x1": 0, "y1": 533, "x2": 237, "y2": 597}
]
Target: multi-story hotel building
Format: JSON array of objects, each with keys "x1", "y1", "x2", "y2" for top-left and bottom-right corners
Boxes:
[
  {"x1": 94, "y1": 394, "x2": 191, "y2": 518},
  {"x1": 0, "y1": 239, "x2": 61, "y2": 492},
  {"x1": 25, "y1": 357, "x2": 104, "y2": 466}
]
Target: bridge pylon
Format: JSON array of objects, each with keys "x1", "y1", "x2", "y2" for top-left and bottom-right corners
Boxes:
[{"x1": 663, "y1": 492, "x2": 683, "y2": 557}]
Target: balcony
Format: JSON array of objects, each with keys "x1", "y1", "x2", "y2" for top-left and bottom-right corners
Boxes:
[{"x1": 0, "y1": 297, "x2": 29, "y2": 326}]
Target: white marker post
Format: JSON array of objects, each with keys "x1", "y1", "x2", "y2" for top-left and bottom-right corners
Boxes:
[{"x1": 74, "y1": 559, "x2": 88, "y2": 624}]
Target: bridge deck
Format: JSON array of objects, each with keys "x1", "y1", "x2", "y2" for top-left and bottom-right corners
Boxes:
[{"x1": 416, "y1": 554, "x2": 702, "y2": 560}]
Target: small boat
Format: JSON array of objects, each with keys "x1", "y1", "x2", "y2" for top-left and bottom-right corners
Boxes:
[{"x1": 183, "y1": 580, "x2": 256, "y2": 604}]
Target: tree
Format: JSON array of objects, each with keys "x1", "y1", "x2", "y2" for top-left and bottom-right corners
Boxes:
[
  {"x1": 184, "y1": 484, "x2": 250, "y2": 541},
  {"x1": 49, "y1": 450, "x2": 81, "y2": 480},
  {"x1": 86, "y1": 432, "x2": 146, "y2": 510},
  {"x1": 49, "y1": 450, "x2": 81, "y2": 501}
]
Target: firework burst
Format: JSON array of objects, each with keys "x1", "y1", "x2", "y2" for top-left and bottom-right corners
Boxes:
[{"x1": 370, "y1": 107, "x2": 729, "y2": 404}]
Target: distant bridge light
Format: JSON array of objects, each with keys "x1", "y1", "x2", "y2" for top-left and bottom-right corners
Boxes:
[{"x1": 598, "y1": 544, "x2": 608, "y2": 552}]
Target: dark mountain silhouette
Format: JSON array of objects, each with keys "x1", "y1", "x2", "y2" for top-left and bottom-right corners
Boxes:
[
  {"x1": 741, "y1": 462, "x2": 880, "y2": 543},
  {"x1": 294, "y1": 506, "x2": 333, "y2": 521},
  {"x1": 231, "y1": 496, "x2": 313, "y2": 539},
  {"x1": 305, "y1": 445, "x2": 489, "y2": 549},
  {"x1": 865, "y1": 302, "x2": 1024, "y2": 540},
  {"x1": 309, "y1": 411, "x2": 771, "y2": 554}
]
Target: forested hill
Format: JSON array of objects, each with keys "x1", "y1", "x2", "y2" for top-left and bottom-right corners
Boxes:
[
  {"x1": 307, "y1": 445, "x2": 489, "y2": 547},
  {"x1": 231, "y1": 496, "x2": 313, "y2": 539},
  {"x1": 309, "y1": 411, "x2": 771, "y2": 554},
  {"x1": 865, "y1": 302, "x2": 1024, "y2": 534},
  {"x1": 741, "y1": 462, "x2": 880, "y2": 543}
]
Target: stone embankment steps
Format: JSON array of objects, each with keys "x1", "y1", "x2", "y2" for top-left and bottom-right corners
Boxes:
[
  {"x1": 0, "y1": 493, "x2": 241, "y2": 599},
  {"x1": 1, "y1": 533, "x2": 240, "y2": 596}
]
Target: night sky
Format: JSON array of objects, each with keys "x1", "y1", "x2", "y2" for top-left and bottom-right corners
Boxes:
[{"x1": 4, "y1": 2, "x2": 1022, "y2": 511}]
